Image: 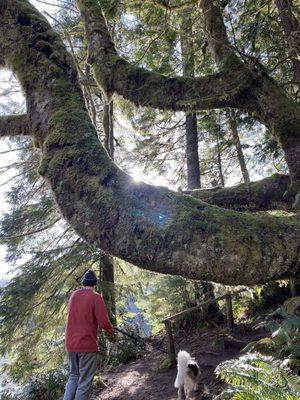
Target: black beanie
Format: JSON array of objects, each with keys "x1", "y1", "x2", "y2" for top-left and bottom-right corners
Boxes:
[{"x1": 82, "y1": 270, "x2": 97, "y2": 286}]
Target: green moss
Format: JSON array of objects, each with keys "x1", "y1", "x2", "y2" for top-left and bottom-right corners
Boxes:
[
  {"x1": 157, "y1": 356, "x2": 176, "y2": 372},
  {"x1": 253, "y1": 337, "x2": 277, "y2": 355}
]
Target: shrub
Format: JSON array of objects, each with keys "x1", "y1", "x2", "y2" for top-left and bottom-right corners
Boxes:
[
  {"x1": 244, "y1": 297, "x2": 300, "y2": 370},
  {"x1": 0, "y1": 368, "x2": 68, "y2": 400}
]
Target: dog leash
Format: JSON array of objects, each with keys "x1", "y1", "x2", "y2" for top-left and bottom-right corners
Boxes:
[{"x1": 114, "y1": 326, "x2": 169, "y2": 355}]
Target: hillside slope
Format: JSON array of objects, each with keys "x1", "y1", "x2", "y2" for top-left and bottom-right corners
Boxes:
[{"x1": 91, "y1": 323, "x2": 265, "y2": 400}]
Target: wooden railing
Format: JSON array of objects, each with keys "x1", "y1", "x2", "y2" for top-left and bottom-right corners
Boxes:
[{"x1": 161, "y1": 288, "x2": 248, "y2": 362}]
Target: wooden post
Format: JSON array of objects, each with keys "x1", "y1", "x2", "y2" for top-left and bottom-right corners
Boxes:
[
  {"x1": 225, "y1": 293, "x2": 234, "y2": 331},
  {"x1": 164, "y1": 321, "x2": 176, "y2": 362}
]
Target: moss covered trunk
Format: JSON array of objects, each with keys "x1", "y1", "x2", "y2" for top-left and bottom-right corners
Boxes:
[
  {"x1": 0, "y1": 1, "x2": 299, "y2": 286},
  {"x1": 101, "y1": 100, "x2": 116, "y2": 323}
]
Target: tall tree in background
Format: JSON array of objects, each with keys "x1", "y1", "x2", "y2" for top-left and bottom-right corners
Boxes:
[
  {"x1": 275, "y1": 0, "x2": 300, "y2": 91},
  {"x1": 101, "y1": 98, "x2": 116, "y2": 324},
  {"x1": 227, "y1": 110, "x2": 250, "y2": 184},
  {"x1": 180, "y1": 9, "x2": 201, "y2": 190}
]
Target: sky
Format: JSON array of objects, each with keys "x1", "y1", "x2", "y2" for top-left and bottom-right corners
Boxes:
[{"x1": 0, "y1": 72, "x2": 25, "y2": 279}]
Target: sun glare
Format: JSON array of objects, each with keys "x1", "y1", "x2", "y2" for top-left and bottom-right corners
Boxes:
[{"x1": 131, "y1": 166, "x2": 142, "y2": 182}]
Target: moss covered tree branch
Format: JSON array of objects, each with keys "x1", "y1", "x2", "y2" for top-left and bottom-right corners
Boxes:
[
  {"x1": 0, "y1": 114, "x2": 30, "y2": 137},
  {"x1": 75, "y1": 0, "x2": 254, "y2": 111},
  {"x1": 76, "y1": 0, "x2": 300, "y2": 191},
  {"x1": 0, "y1": 1, "x2": 299, "y2": 286},
  {"x1": 186, "y1": 174, "x2": 292, "y2": 212}
]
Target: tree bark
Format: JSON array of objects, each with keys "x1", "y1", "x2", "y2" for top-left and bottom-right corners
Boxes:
[
  {"x1": 0, "y1": 1, "x2": 299, "y2": 286},
  {"x1": 199, "y1": 0, "x2": 300, "y2": 193},
  {"x1": 185, "y1": 113, "x2": 201, "y2": 189},
  {"x1": 100, "y1": 251, "x2": 116, "y2": 325},
  {"x1": 227, "y1": 110, "x2": 250, "y2": 184},
  {"x1": 275, "y1": 0, "x2": 300, "y2": 88},
  {"x1": 186, "y1": 174, "x2": 292, "y2": 211},
  {"x1": 101, "y1": 99, "x2": 116, "y2": 323},
  {"x1": 0, "y1": 114, "x2": 30, "y2": 137},
  {"x1": 103, "y1": 100, "x2": 114, "y2": 159},
  {"x1": 216, "y1": 127, "x2": 225, "y2": 187}
]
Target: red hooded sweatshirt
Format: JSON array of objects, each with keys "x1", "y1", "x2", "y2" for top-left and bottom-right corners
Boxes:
[{"x1": 65, "y1": 287, "x2": 114, "y2": 353}]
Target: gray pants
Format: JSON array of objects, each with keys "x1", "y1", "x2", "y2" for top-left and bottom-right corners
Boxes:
[{"x1": 63, "y1": 352, "x2": 97, "y2": 400}]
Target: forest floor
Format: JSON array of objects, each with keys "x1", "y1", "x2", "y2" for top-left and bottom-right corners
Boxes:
[{"x1": 90, "y1": 322, "x2": 267, "y2": 400}]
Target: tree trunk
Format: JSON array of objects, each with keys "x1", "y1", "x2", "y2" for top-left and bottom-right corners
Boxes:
[
  {"x1": 180, "y1": 11, "x2": 201, "y2": 190},
  {"x1": 275, "y1": 0, "x2": 300, "y2": 88},
  {"x1": 0, "y1": 1, "x2": 299, "y2": 286},
  {"x1": 109, "y1": 101, "x2": 114, "y2": 159},
  {"x1": 103, "y1": 100, "x2": 114, "y2": 159},
  {"x1": 185, "y1": 113, "x2": 201, "y2": 189},
  {"x1": 101, "y1": 100, "x2": 116, "y2": 323},
  {"x1": 216, "y1": 131, "x2": 225, "y2": 187},
  {"x1": 227, "y1": 110, "x2": 250, "y2": 184},
  {"x1": 100, "y1": 252, "x2": 116, "y2": 325}
]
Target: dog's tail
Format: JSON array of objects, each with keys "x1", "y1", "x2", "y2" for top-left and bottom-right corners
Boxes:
[{"x1": 174, "y1": 350, "x2": 190, "y2": 388}]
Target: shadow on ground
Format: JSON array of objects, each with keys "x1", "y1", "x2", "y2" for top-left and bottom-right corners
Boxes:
[{"x1": 91, "y1": 323, "x2": 266, "y2": 400}]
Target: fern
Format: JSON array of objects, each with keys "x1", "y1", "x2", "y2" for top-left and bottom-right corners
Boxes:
[
  {"x1": 248, "y1": 299, "x2": 300, "y2": 368},
  {"x1": 215, "y1": 352, "x2": 300, "y2": 400},
  {"x1": 282, "y1": 297, "x2": 300, "y2": 316}
]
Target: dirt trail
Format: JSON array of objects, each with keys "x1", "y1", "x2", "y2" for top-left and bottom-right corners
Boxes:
[{"x1": 91, "y1": 323, "x2": 265, "y2": 400}]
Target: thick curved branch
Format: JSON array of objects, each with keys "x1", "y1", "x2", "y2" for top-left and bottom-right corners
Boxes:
[
  {"x1": 0, "y1": 114, "x2": 30, "y2": 137},
  {"x1": 186, "y1": 174, "x2": 292, "y2": 212},
  {"x1": 0, "y1": 1, "x2": 299, "y2": 286},
  {"x1": 76, "y1": 0, "x2": 254, "y2": 111},
  {"x1": 76, "y1": 0, "x2": 300, "y2": 190}
]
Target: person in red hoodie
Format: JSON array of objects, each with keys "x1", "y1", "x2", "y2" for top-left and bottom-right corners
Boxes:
[{"x1": 63, "y1": 270, "x2": 115, "y2": 400}]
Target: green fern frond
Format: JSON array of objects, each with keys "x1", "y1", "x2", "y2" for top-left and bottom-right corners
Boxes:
[{"x1": 216, "y1": 352, "x2": 300, "y2": 400}]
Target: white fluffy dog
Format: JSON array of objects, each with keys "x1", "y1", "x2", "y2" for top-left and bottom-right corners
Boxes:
[{"x1": 174, "y1": 350, "x2": 200, "y2": 400}]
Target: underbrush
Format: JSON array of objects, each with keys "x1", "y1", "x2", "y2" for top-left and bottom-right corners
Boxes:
[
  {"x1": 215, "y1": 352, "x2": 300, "y2": 400},
  {"x1": 244, "y1": 296, "x2": 300, "y2": 371},
  {"x1": 215, "y1": 297, "x2": 300, "y2": 399},
  {"x1": 0, "y1": 368, "x2": 68, "y2": 400},
  {"x1": 97, "y1": 324, "x2": 146, "y2": 369}
]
